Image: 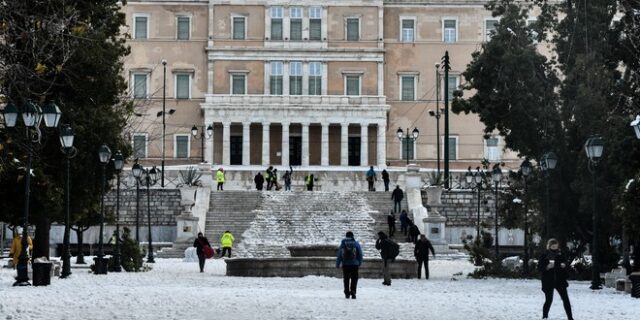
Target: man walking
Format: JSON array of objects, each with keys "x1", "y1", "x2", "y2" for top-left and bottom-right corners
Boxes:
[
  {"x1": 399, "y1": 210, "x2": 409, "y2": 236},
  {"x1": 193, "y1": 232, "x2": 212, "y2": 272},
  {"x1": 366, "y1": 166, "x2": 376, "y2": 191},
  {"x1": 414, "y1": 234, "x2": 436, "y2": 279},
  {"x1": 254, "y1": 172, "x2": 264, "y2": 190},
  {"x1": 376, "y1": 231, "x2": 399, "y2": 286},
  {"x1": 220, "y1": 230, "x2": 235, "y2": 258},
  {"x1": 391, "y1": 185, "x2": 404, "y2": 213},
  {"x1": 382, "y1": 169, "x2": 390, "y2": 192},
  {"x1": 336, "y1": 231, "x2": 363, "y2": 299},
  {"x1": 387, "y1": 211, "x2": 396, "y2": 238},
  {"x1": 216, "y1": 168, "x2": 225, "y2": 191}
]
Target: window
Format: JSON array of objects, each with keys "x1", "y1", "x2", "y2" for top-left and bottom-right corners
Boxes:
[
  {"x1": 443, "y1": 136, "x2": 458, "y2": 160},
  {"x1": 233, "y1": 16, "x2": 246, "y2": 40},
  {"x1": 133, "y1": 134, "x2": 147, "y2": 159},
  {"x1": 443, "y1": 19, "x2": 457, "y2": 43},
  {"x1": 177, "y1": 16, "x2": 190, "y2": 40},
  {"x1": 132, "y1": 73, "x2": 148, "y2": 99},
  {"x1": 270, "y1": 62, "x2": 283, "y2": 95},
  {"x1": 271, "y1": 7, "x2": 283, "y2": 40},
  {"x1": 175, "y1": 74, "x2": 191, "y2": 99},
  {"x1": 231, "y1": 74, "x2": 246, "y2": 95},
  {"x1": 308, "y1": 62, "x2": 322, "y2": 95},
  {"x1": 485, "y1": 137, "x2": 500, "y2": 161},
  {"x1": 400, "y1": 76, "x2": 415, "y2": 101},
  {"x1": 401, "y1": 19, "x2": 415, "y2": 42},
  {"x1": 309, "y1": 7, "x2": 322, "y2": 40},
  {"x1": 401, "y1": 139, "x2": 415, "y2": 160},
  {"x1": 446, "y1": 75, "x2": 458, "y2": 100},
  {"x1": 290, "y1": 7, "x2": 302, "y2": 41},
  {"x1": 346, "y1": 18, "x2": 360, "y2": 41},
  {"x1": 134, "y1": 16, "x2": 148, "y2": 39},
  {"x1": 289, "y1": 62, "x2": 303, "y2": 95},
  {"x1": 345, "y1": 75, "x2": 360, "y2": 96},
  {"x1": 175, "y1": 135, "x2": 190, "y2": 159},
  {"x1": 485, "y1": 19, "x2": 498, "y2": 41}
]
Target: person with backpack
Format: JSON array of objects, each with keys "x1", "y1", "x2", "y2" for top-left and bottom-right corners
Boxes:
[
  {"x1": 414, "y1": 234, "x2": 436, "y2": 279},
  {"x1": 538, "y1": 238, "x2": 574, "y2": 320},
  {"x1": 382, "y1": 169, "x2": 390, "y2": 192},
  {"x1": 220, "y1": 230, "x2": 235, "y2": 258},
  {"x1": 408, "y1": 220, "x2": 420, "y2": 244},
  {"x1": 399, "y1": 210, "x2": 409, "y2": 236},
  {"x1": 254, "y1": 172, "x2": 264, "y2": 190},
  {"x1": 283, "y1": 165, "x2": 293, "y2": 191},
  {"x1": 375, "y1": 231, "x2": 399, "y2": 286},
  {"x1": 336, "y1": 231, "x2": 364, "y2": 299},
  {"x1": 193, "y1": 232, "x2": 212, "y2": 272},
  {"x1": 391, "y1": 185, "x2": 404, "y2": 213},
  {"x1": 387, "y1": 211, "x2": 396, "y2": 238},
  {"x1": 365, "y1": 166, "x2": 376, "y2": 191}
]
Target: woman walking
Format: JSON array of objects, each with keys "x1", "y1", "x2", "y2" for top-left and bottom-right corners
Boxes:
[
  {"x1": 193, "y1": 232, "x2": 211, "y2": 272},
  {"x1": 538, "y1": 238, "x2": 574, "y2": 320}
]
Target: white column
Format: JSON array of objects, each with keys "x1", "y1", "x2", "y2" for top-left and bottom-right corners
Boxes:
[
  {"x1": 377, "y1": 122, "x2": 386, "y2": 168},
  {"x1": 301, "y1": 122, "x2": 310, "y2": 167},
  {"x1": 321, "y1": 124, "x2": 329, "y2": 166},
  {"x1": 222, "y1": 122, "x2": 231, "y2": 166},
  {"x1": 360, "y1": 124, "x2": 368, "y2": 167},
  {"x1": 282, "y1": 122, "x2": 290, "y2": 166},
  {"x1": 204, "y1": 119, "x2": 213, "y2": 164},
  {"x1": 340, "y1": 123, "x2": 349, "y2": 166},
  {"x1": 242, "y1": 122, "x2": 251, "y2": 166},
  {"x1": 207, "y1": 61, "x2": 214, "y2": 94},
  {"x1": 377, "y1": 62, "x2": 384, "y2": 96},
  {"x1": 262, "y1": 122, "x2": 270, "y2": 165}
]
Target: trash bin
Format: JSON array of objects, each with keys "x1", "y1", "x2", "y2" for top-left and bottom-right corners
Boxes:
[
  {"x1": 32, "y1": 262, "x2": 52, "y2": 286},
  {"x1": 93, "y1": 257, "x2": 109, "y2": 275},
  {"x1": 630, "y1": 272, "x2": 640, "y2": 298}
]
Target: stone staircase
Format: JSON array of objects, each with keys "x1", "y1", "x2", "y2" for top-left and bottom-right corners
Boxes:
[
  {"x1": 358, "y1": 191, "x2": 409, "y2": 233},
  {"x1": 204, "y1": 191, "x2": 263, "y2": 246}
]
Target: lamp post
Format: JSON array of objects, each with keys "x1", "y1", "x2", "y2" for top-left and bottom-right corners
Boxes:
[
  {"x1": 59, "y1": 125, "x2": 76, "y2": 279},
  {"x1": 112, "y1": 151, "x2": 124, "y2": 272},
  {"x1": 432, "y1": 62, "x2": 442, "y2": 175},
  {"x1": 3, "y1": 101, "x2": 61, "y2": 286},
  {"x1": 161, "y1": 59, "x2": 167, "y2": 187},
  {"x1": 442, "y1": 51, "x2": 451, "y2": 188},
  {"x1": 540, "y1": 152, "x2": 558, "y2": 239},
  {"x1": 396, "y1": 127, "x2": 420, "y2": 165},
  {"x1": 191, "y1": 124, "x2": 213, "y2": 162},
  {"x1": 520, "y1": 159, "x2": 533, "y2": 275},
  {"x1": 584, "y1": 135, "x2": 604, "y2": 290},
  {"x1": 95, "y1": 144, "x2": 112, "y2": 274},
  {"x1": 491, "y1": 165, "x2": 503, "y2": 258},
  {"x1": 131, "y1": 161, "x2": 143, "y2": 244},
  {"x1": 138, "y1": 165, "x2": 160, "y2": 263}
]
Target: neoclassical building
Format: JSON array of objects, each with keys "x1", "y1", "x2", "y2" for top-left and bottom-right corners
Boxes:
[{"x1": 122, "y1": 0, "x2": 524, "y2": 170}]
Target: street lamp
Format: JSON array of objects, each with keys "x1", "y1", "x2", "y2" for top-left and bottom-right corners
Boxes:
[
  {"x1": 3, "y1": 100, "x2": 61, "y2": 286},
  {"x1": 585, "y1": 135, "x2": 604, "y2": 290},
  {"x1": 432, "y1": 62, "x2": 442, "y2": 175},
  {"x1": 631, "y1": 115, "x2": 640, "y2": 139},
  {"x1": 161, "y1": 59, "x2": 167, "y2": 188},
  {"x1": 540, "y1": 152, "x2": 558, "y2": 239},
  {"x1": 59, "y1": 125, "x2": 76, "y2": 279},
  {"x1": 520, "y1": 159, "x2": 533, "y2": 275},
  {"x1": 491, "y1": 165, "x2": 503, "y2": 258},
  {"x1": 396, "y1": 127, "x2": 420, "y2": 165},
  {"x1": 131, "y1": 160, "x2": 143, "y2": 243},
  {"x1": 138, "y1": 165, "x2": 160, "y2": 263},
  {"x1": 95, "y1": 144, "x2": 112, "y2": 275},
  {"x1": 112, "y1": 151, "x2": 124, "y2": 272},
  {"x1": 191, "y1": 124, "x2": 213, "y2": 162}
]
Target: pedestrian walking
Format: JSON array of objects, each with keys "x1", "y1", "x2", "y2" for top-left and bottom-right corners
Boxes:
[
  {"x1": 336, "y1": 231, "x2": 363, "y2": 299},
  {"x1": 216, "y1": 168, "x2": 225, "y2": 191},
  {"x1": 193, "y1": 232, "x2": 212, "y2": 272},
  {"x1": 399, "y1": 210, "x2": 409, "y2": 236},
  {"x1": 387, "y1": 211, "x2": 396, "y2": 238},
  {"x1": 414, "y1": 234, "x2": 436, "y2": 279},
  {"x1": 366, "y1": 166, "x2": 377, "y2": 191},
  {"x1": 283, "y1": 165, "x2": 293, "y2": 191},
  {"x1": 407, "y1": 220, "x2": 420, "y2": 244},
  {"x1": 254, "y1": 172, "x2": 264, "y2": 190},
  {"x1": 391, "y1": 185, "x2": 404, "y2": 213},
  {"x1": 538, "y1": 238, "x2": 574, "y2": 320},
  {"x1": 9, "y1": 227, "x2": 32, "y2": 269},
  {"x1": 220, "y1": 230, "x2": 235, "y2": 258},
  {"x1": 266, "y1": 166, "x2": 274, "y2": 190},
  {"x1": 375, "y1": 231, "x2": 399, "y2": 286},
  {"x1": 382, "y1": 169, "x2": 390, "y2": 192},
  {"x1": 305, "y1": 174, "x2": 315, "y2": 191},
  {"x1": 272, "y1": 168, "x2": 281, "y2": 190}
]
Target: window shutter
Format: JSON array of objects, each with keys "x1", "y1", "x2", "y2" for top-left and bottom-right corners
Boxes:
[
  {"x1": 447, "y1": 76, "x2": 457, "y2": 100},
  {"x1": 309, "y1": 77, "x2": 321, "y2": 95},
  {"x1": 233, "y1": 18, "x2": 245, "y2": 40},
  {"x1": 290, "y1": 19, "x2": 302, "y2": 40},
  {"x1": 447, "y1": 137, "x2": 457, "y2": 160},
  {"x1": 347, "y1": 19, "x2": 359, "y2": 41},
  {"x1": 176, "y1": 136, "x2": 189, "y2": 158},
  {"x1": 134, "y1": 74, "x2": 147, "y2": 98},
  {"x1": 133, "y1": 136, "x2": 146, "y2": 158},
  {"x1": 271, "y1": 19, "x2": 282, "y2": 40},
  {"x1": 402, "y1": 139, "x2": 414, "y2": 160},
  {"x1": 401, "y1": 76, "x2": 415, "y2": 101},
  {"x1": 346, "y1": 76, "x2": 359, "y2": 96},
  {"x1": 232, "y1": 75, "x2": 245, "y2": 94},
  {"x1": 135, "y1": 17, "x2": 147, "y2": 39},
  {"x1": 270, "y1": 76, "x2": 283, "y2": 95},
  {"x1": 310, "y1": 19, "x2": 321, "y2": 40},
  {"x1": 176, "y1": 74, "x2": 190, "y2": 99},
  {"x1": 177, "y1": 17, "x2": 189, "y2": 40}
]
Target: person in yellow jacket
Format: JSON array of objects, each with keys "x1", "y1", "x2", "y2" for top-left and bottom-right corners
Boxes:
[
  {"x1": 216, "y1": 168, "x2": 225, "y2": 191},
  {"x1": 9, "y1": 228, "x2": 33, "y2": 269},
  {"x1": 220, "y1": 230, "x2": 234, "y2": 258}
]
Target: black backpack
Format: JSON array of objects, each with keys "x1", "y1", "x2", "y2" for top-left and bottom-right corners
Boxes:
[
  {"x1": 342, "y1": 239, "x2": 358, "y2": 261},
  {"x1": 388, "y1": 239, "x2": 400, "y2": 260}
]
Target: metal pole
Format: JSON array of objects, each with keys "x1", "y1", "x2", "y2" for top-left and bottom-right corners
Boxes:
[
  {"x1": 201, "y1": 128, "x2": 205, "y2": 163},
  {"x1": 97, "y1": 164, "x2": 106, "y2": 258},
  {"x1": 443, "y1": 51, "x2": 450, "y2": 188},
  {"x1": 146, "y1": 177, "x2": 155, "y2": 263},
  {"x1": 495, "y1": 182, "x2": 499, "y2": 258},
  {"x1": 436, "y1": 69, "x2": 441, "y2": 175},
  {"x1": 545, "y1": 171, "x2": 551, "y2": 239},
  {"x1": 523, "y1": 177, "x2": 529, "y2": 275},
  {"x1": 14, "y1": 130, "x2": 32, "y2": 285},
  {"x1": 113, "y1": 172, "x2": 122, "y2": 272},
  {"x1": 161, "y1": 61, "x2": 166, "y2": 188},
  {"x1": 477, "y1": 183, "x2": 481, "y2": 240},
  {"x1": 405, "y1": 128, "x2": 410, "y2": 166},
  {"x1": 135, "y1": 178, "x2": 140, "y2": 244},
  {"x1": 61, "y1": 151, "x2": 72, "y2": 278},
  {"x1": 590, "y1": 165, "x2": 601, "y2": 289}
]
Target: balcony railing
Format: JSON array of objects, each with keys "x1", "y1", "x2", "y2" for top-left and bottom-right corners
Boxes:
[{"x1": 204, "y1": 94, "x2": 387, "y2": 107}]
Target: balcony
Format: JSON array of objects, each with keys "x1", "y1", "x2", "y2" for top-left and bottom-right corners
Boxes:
[{"x1": 204, "y1": 94, "x2": 387, "y2": 107}]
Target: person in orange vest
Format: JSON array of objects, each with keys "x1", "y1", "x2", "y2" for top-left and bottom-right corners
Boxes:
[{"x1": 9, "y1": 227, "x2": 33, "y2": 269}]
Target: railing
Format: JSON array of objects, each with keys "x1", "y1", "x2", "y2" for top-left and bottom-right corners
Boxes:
[{"x1": 204, "y1": 94, "x2": 387, "y2": 106}]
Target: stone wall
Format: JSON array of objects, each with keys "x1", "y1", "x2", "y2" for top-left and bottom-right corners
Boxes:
[
  {"x1": 424, "y1": 189, "x2": 497, "y2": 227},
  {"x1": 103, "y1": 189, "x2": 182, "y2": 227}
]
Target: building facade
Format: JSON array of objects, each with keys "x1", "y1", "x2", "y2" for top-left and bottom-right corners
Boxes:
[{"x1": 122, "y1": 0, "x2": 524, "y2": 171}]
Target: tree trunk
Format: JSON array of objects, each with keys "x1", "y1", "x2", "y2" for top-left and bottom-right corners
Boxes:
[
  {"x1": 33, "y1": 217, "x2": 50, "y2": 259},
  {"x1": 75, "y1": 228, "x2": 86, "y2": 264}
]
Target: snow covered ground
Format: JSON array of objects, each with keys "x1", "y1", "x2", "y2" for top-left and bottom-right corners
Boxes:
[{"x1": 0, "y1": 258, "x2": 637, "y2": 320}]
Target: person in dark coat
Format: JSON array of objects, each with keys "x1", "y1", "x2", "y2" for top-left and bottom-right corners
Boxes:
[
  {"x1": 375, "y1": 231, "x2": 396, "y2": 286},
  {"x1": 414, "y1": 234, "x2": 436, "y2": 279},
  {"x1": 538, "y1": 238, "x2": 574, "y2": 320},
  {"x1": 387, "y1": 211, "x2": 396, "y2": 238},
  {"x1": 266, "y1": 166, "x2": 274, "y2": 190},
  {"x1": 336, "y1": 231, "x2": 364, "y2": 299},
  {"x1": 254, "y1": 172, "x2": 264, "y2": 190},
  {"x1": 391, "y1": 185, "x2": 404, "y2": 213},
  {"x1": 399, "y1": 210, "x2": 409, "y2": 236},
  {"x1": 283, "y1": 165, "x2": 293, "y2": 191},
  {"x1": 305, "y1": 174, "x2": 315, "y2": 191},
  {"x1": 382, "y1": 169, "x2": 390, "y2": 192},
  {"x1": 366, "y1": 166, "x2": 376, "y2": 191},
  {"x1": 407, "y1": 220, "x2": 420, "y2": 244},
  {"x1": 193, "y1": 232, "x2": 211, "y2": 272}
]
